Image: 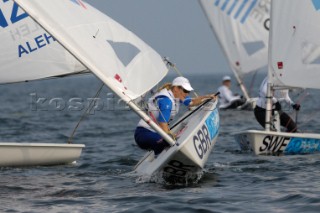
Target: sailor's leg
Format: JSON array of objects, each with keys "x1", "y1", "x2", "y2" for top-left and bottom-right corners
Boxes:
[
  {"x1": 237, "y1": 98, "x2": 247, "y2": 106},
  {"x1": 134, "y1": 127, "x2": 155, "y2": 150},
  {"x1": 226, "y1": 101, "x2": 240, "y2": 109},
  {"x1": 134, "y1": 127, "x2": 169, "y2": 154},
  {"x1": 280, "y1": 112, "x2": 298, "y2": 133},
  {"x1": 153, "y1": 139, "x2": 170, "y2": 155},
  {"x1": 225, "y1": 101, "x2": 238, "y2": 109},
  {"x1": 254, "y1": 106, "x2": 266, "y2": 128},
  {"x1": 226, "y1": 99, "x2": 247, "y2": 109}
]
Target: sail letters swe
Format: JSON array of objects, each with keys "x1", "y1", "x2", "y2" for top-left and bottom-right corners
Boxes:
[{"x1": 259, "y1": 135, "x2": 290, "y2": 153}]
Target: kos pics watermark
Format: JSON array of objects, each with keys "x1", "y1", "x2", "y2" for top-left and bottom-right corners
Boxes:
[{"x1": 30, "y1": 93, "x2": 130, "y2": 114}]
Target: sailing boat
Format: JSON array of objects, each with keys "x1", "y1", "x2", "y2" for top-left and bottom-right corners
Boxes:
[
  {"x1": 199, "y1": 0, "x2": 270, "y2": 109},
  {"x1": 134, "y1": 101, "x2": 219, "y2": 182},
  {"x1": 13, "y1": 0, "x2": 220, "y2": 181},
  {"x1": 234, "y1": 0, "x2": 320, "y2": 155},
  {"x1": 0, "y1": 0, "x2": 87, "y2": 167}
]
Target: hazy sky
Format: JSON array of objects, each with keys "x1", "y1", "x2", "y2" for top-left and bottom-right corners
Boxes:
[{"x1": 87, "y1": 0, "x2": 231, "y2": 75}]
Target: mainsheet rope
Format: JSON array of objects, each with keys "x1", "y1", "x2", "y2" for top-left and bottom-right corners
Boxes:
[{"x1": 67, "y1": 83, "x2": 105, "y2": 144}]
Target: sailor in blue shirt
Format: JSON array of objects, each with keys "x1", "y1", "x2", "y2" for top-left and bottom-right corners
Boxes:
[{"x1": 135, "y1": 77, "x2": 217, "y2": 155}]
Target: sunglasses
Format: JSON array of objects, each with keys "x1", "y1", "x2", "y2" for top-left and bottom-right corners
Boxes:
[{"x1": 179, "y1": 86, "x2": 190, "y2": 94}]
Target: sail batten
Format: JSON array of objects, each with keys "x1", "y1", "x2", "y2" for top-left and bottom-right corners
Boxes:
[{"x1": 12, "y1": 0, "x2": 167, "y2": 100}]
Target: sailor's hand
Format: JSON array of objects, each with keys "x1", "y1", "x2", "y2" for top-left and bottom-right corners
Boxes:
[
  {"x1": 168, "y1": 132, "x2": 176, "y2": 140},
  {"x1": 292, "y1": 103, "x2": 301, "y2": 111},
  {"x1": 207, "y1": 94, "x2": 218, "y2": 101}
]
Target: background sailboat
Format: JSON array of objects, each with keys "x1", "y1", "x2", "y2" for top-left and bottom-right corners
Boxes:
[
  {"x1": 13, "y1": 0, "x2": 176, "y2": 144},
  {"x1": 0, "y1": 0, "x2": 88, "y2": 167},
  {"x1": 199, "y1": 0, "x2": 270, "y2": 107},
  {"x1": 0, "y1": 0, "x2": 168, "y2": 166},
  {"x1": 234, "y1": 0, "x2": 320, "y2": 155}
]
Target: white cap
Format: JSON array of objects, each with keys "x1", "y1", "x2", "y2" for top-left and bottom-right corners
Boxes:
[
  {"x1": 172, "y1": 77, "x2": 194, "y2": 91},
  {"x1": 222, "y1": 75, "x2": 231, "y2": 82}
]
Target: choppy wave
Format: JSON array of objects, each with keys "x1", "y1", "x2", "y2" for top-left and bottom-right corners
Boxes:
[{"x1": 0, "y1": 74, "x2": 320, "y2": 212}]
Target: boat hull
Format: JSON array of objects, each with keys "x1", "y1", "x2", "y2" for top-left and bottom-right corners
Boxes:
[
  {"x1": 234, "y1": 130, "x2": 320, "y2": 155},
  {"x1": 0, "y1": 143, "x2": 85, "y2": 166},
  {"x1": 134, "y1": 101, "x2": 220, "y2": 183}
]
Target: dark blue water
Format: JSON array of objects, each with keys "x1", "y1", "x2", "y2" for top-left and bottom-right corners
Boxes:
[{"x1": 1, "y1": 73, "x2": 320, "y2": 213}]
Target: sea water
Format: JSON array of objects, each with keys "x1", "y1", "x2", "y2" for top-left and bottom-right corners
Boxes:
[{"x1": 0, "y1": 73, "x2": 320, "y2": 212}]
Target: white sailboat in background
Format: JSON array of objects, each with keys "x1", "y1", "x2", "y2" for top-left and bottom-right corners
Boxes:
[
  {"x1": 234, "y1": 0, "x2": 320, "y2": 155},
  {"x1": 199, "y1": 0, "x2": 270, "y2": 109},
  {"x1": 0, "y1": 0, "x2": 87, "y2": 166},
  {"x1": 13, "y1": 0, "x2": 220, "y2": 181}
]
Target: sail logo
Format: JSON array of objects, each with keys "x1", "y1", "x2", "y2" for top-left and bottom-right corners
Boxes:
[
  {"x1": 0, "y1": 1, "x2": 28, "y2": 28},
  {"x1": 205, "y1": 108, "x2": 219, "y2": 140},
  {"x1": 214, "y1": 0, "x2": 258, "y2": 24},
  {"x1": 312, "y1": 0, "x2": 320, "y2": 11},
  {"x1": 285, "y1": 137, "x2": 320, "y2": 154},
  {"x1": 70, "y1": 0, "x2": 87, "y2": 9}
]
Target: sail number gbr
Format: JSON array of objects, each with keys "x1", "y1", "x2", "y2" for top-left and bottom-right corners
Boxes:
[{"x1": 193, "y1": 124, "x2": 211, "y2": 159}]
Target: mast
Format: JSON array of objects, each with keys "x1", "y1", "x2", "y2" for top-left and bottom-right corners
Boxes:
[
  {"x1": 265, "y1": 0, "x2": 274, "y2": 132},
  {"x1": 265, "y1": 82, "x2": 272, "y2": 131},
  {"x1": 231, "y1": 67, "x2": 251, "y2": 100}
]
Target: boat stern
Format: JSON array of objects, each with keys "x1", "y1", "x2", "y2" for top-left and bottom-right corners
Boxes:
[{"x1": 234, "y1": 130, "x2": 320, "y2": 155}]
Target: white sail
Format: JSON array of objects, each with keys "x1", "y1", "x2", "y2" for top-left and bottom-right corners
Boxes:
[
  {"x1": 0, "y1": 0, "x2": 86, "y2": 83},
  {"x1": 199, "y1": 0, "x2": 270, "y2": 76},
  {"x1": 12, "y1": 0, "x2": 168, "y2": 100},
  {"x1": 269, "y1": 0, "x2": 320, "y2": 89}
]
